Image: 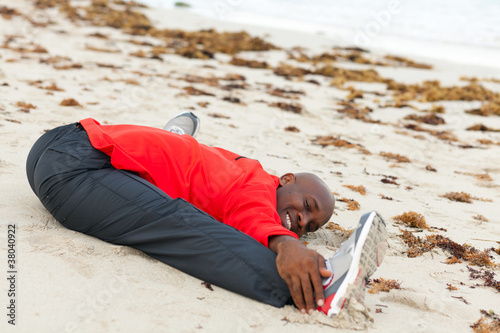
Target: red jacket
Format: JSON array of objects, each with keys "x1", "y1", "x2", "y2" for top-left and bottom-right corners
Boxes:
[{"x1": 80, "y1": 118, "x2": 298, "y2": 247}]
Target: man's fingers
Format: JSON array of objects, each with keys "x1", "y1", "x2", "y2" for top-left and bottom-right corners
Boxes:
[
  {"x1": 311, "y1": 269, "x2": 325, "y2": 307},
  {"x1": 319, "y1": 267, "x2": 332, "y2": 278},
  {"x1": 300, "y1": 276, "x2": 315, "y2": 313},
  {"x1": 288, "y1": 276, "x2": 306, "y2": 313},
  {"x1": 318, "y1": 256, "x2": 332, "y2": 278}
]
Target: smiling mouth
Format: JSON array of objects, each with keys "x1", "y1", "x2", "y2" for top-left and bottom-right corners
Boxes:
[{"x1": 285, "y1": 213, "x2": 292, "y2": 230}]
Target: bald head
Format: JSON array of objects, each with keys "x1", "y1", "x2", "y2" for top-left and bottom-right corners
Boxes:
[{"x1": 276, "y1": 172, "x2": 335, "y2": 237}]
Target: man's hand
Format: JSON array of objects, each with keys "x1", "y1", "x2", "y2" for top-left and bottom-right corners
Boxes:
[{"x1": 269, "y1": 235, "x2": 331, "y2": 314}]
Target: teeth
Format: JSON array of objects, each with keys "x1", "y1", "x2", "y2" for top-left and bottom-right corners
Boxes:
[{"x1": 286, "y1": 213, "x2": 291, "y2": 230}]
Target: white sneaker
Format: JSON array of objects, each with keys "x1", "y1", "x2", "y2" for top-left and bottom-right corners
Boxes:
[
  {"x1": 317, "y1": 211, "x2": 387, "y2": 317},
  {"x1": 163, "y1": 112, "x2": 200, "y2": 137}
]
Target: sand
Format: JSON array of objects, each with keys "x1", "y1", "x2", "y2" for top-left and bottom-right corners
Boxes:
[{"x1": 1, "y1": 1, "x2": 499, "y2": 332}]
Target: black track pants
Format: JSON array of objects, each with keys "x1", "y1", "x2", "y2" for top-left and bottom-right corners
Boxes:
[{"x1": 26, "y1": 123, "x2": 291, "y2": 307}]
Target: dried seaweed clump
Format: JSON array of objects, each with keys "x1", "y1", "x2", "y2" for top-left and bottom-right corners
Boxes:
[
  {"x1": 471, "y1": 310, "x2": 500, "y2": 333},
  {"x1": 399, "y1": 230, "x2": 496, "y2": 267},
  {"x1": 151, "y1": 28, "x2": 279, "y2": 56},
  {"x1": 289, "y1": 50, "x2": 384, "y2": 66},
  {"x1": 316, "y1": 66, "x2": 386, "y2": 88},
  {"x1": 0, "y1": 6, "x2": 21, "y2": 19},
  {"x1": 167, "y1": 30, "x2": 279, "y2": 54},
  {"x1": 386, "y1": 80, "x2": 500, "y2": 106},
  {"x1": 455, "y1": 171, "x2": 493, "y2": 181},
  {"x1": 393, "y1": 211, "x2": 429, "y2": 229},
  {"x1": 229, "y1": 57, "x2": 270, "y2": 69},
  {"x1": 83, "y1": 0, "x2": 153, "y2": 31},
  {"x1": 16, "y1": 101, "x2": 37, "y2": 112},
  {"x1": 336, "y1": 103, "x2": 379, "y2": 124},
  {"x1": 312, "y1": 136, "x2": 371, "y2": 155},
  {"x1": 467, "y1": 124, "x2": 500, "y2": 132},
  {"x1": 60, "y1": 98, "x2": 81, "y2": 107},
  {"x1": 346, "y1": 88, "x2": 363, "y2": 100},
  {"x1": 466, "y1": 102, "x2": 500, "y2": 117},
  {"x1": 468, "y1": 267, "x2": 500, "y2": 292},
  {"x1": 289, "y1": 49, "x2": 432, "y2": 70},
  {"x1": 337, "y1": 198, "x2": 360, "y2": 211},
  {"x1": 426, "y1": 165, "x2": 437, "y2": 172},
  {"x1": 404, "y1": 123, "x2": 458, "y2": 142},
  {"x1": 273, "y1": 64, "x2": 311, "y2": 79},
  {"x1": 180, "y1": 75, "x2": 220, "y2": 87},
  {"x1": 427, "y1": 105, "x2": 445, "y2": 113},
  {"x1": 343, "y1": 185, "x2": 367, "y2": 195},
  {"x1": 379, "y1": 152, "x2": 411, "y2": 163},
  {"x1": 268, "y1": 102, "x2": 303, "y2": 114},
  {"x1": 43, "y1": 83, "x2": 65, "y2": 91},
  {"x1": 383, "y1": 55, "x2": 432, "y2": 69},
  {"x1": 268, "y1": 88, "x2": 305, "y2": 100},
  {"x1": 285, "y1": 126, "x2": 300, "y2": 133},
  {"x1": 324, "y1": 222, "x2": 354, "y2": 237},
  {"x1": 404, "y1": 113, "x2": 445, "y2": 125},
  {"x1": 473, "y1": 214, "x2": 489, "y2": 222},
  {"x1": 182, "y1": 86, "x2": 215, "y2": 97},
  {"x1": 442, "y1": 191, "x2": 473, "y2": 203},
  {"x1": 367, "y1": 278, "x2": 402, "y2": 294},
  {"x1": 46, "y1": 0, "x2": 279, "y2": 57}
]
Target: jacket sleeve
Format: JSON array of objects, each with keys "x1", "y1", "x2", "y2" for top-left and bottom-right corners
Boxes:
[{"x1": 222, "y1": 184, "x2": 298, "y2": 247}]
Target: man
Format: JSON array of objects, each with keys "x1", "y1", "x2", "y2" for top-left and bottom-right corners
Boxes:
[{"x1": 26, "y1": 112, "x2": 387, "y2": 317}]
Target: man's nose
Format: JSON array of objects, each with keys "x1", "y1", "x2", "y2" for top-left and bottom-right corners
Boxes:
[{"x1": 298, "y1": 211, "x2": 310, "y2": 227}]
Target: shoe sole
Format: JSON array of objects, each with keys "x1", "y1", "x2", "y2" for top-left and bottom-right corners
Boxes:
[
  {"x1": 325, "y1": 211, "x2": 387, "y2": 317},
  {"x1": 163, "y1": 112, "x2": 200, "y2": 138}
]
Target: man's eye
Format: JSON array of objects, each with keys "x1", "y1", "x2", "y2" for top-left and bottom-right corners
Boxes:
[{"x1": 305, "y1": 201, "x2": 310, "y2": 211}]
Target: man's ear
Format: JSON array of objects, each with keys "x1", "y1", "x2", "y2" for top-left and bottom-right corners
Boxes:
[{"x1": 279, "y1": 173, "x2": 295, "y2": 186}]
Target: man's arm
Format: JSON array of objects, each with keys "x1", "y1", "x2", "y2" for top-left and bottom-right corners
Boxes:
[{"x1": 268, "y1": 235, "x2": 331, "y2": 314}]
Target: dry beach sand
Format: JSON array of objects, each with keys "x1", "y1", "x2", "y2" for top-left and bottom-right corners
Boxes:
[{"x1": 1, "y1": 1, "x2": 500, "y2": 332}]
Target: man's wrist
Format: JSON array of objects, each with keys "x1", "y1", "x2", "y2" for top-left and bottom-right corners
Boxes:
[{"x1": 268, "y1": 235, "x2": 302, "y2": 254}]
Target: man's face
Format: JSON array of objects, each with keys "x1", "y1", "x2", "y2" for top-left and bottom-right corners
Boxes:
[{"x1": 276, "y1": 173, "x2": 335, "y2": 237}]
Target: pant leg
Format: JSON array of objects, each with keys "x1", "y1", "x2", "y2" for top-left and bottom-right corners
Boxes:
[{"x1": 26, "y1": 124, "x2": 292, "y2": 307}]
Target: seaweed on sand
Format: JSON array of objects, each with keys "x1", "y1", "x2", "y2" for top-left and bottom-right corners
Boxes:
[
  {"x1": 383, "y1": 55, "x2": 432, "y2": 69},
  {"x1": 229, "y1": 57, "x2": 269, "y2": 69},
  {"x1": 393, "y1": 211, "x2": 429, "y2": 229},
  {"x1": 273, "y1": 64, "x2": 311, "y2": 79},
  {"x1": 312, "y1": 136, "x2": 371, "y2": 155},
  {"x1": 60, "y1": 98, "x2": 81, "y2": 107},
  {"x1": 45, "y1": 0, "x2": 278, "y2": 57},
  {"x1": 16, "y1": 101, "x2": 37, "y2": 112},
  {"x1": 336, "y1": 104, "x2": 379, "y2": 124},
  {"x1": 467, "y1": 124, "x2": 500, "y2": 132},
  {"x1": 182, "y1": 86, "x2": 215, "y2": 97},
  {"x1": 468, "y1": 267, "x2": 500, "y2": 292},
  {"x1": 441, "y1": 192, "x2": 473, "y2": 203},
  {"x1": 337, "y1": 198, "x2": 360, "y2": 211},
  {"x1": 387, "y1": 80, "x2": 500, "y2": 105},
  {"x1": 342, "y1": 185, "x2": 367, "y2": 195},
  {"x1": 379, "y1": 152, "x2": 411, "y2": 163},
  {"x1": 367, "y1": 278, "x2": 402, "y2": 294},
  {"x1": 404, "y1": 113, "x2": 445, "y2": 125},
  {"x1": 284, "y1": 126, "x2": 300, "y2": 133},
  {"x1": 473, "y1": 215, "x2": 489, "y2": 223},
  {"x1": 399, "y1": 230, "x2": 496, "y2": 267},
  {"x1": 268, "y1": 102, "x2": 303, "y2": 113},
  {"x1": 471, "y1": 310, "x2": 500, "y2": 333},
  {"x1": 404, "y1": 123, "x2": 458, "y2": 142},
  {"x1": 268, "y1": 88, "x2": 305, "y2": 100},
  {"x1": 454, "y1": 171, "x2": 493, "y2": 181},
  {"x1": 324, "y1": 222, "x2": 354, "y2": 237},
  {"x1": 466, "y1": 103, "x2": 500, "y2": 117},
  {"x1": 0, "y1": 6, "x2": 21, "y2": 19}
]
